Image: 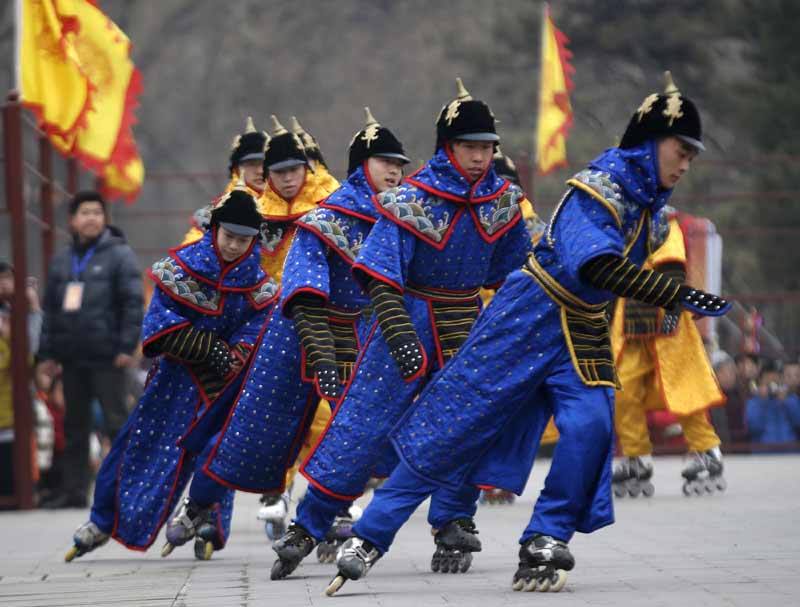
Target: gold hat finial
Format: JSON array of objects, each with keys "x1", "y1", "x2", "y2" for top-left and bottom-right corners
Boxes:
[
  {"x1": 290, "y1": 116, "x2": 304, "y2": 135},
  {"x1": 270, "y1": 115, "x2": 288, "y2": 136},
  {"x1": 663, "y1": 71, "x2": 680, "y2": 96},
  {"x1": 364, "y1": 107, "x2": 379, "y2": 127},
  {"x1": 455, "y1": 77, "x2": 472, "y2": 101},
  {"x1": 244, "y1": 116, "x2": 256, "y2": 133}
]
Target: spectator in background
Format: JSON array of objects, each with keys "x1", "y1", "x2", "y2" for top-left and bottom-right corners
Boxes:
[
  {"x1": 0, "y1": 262, "x2": 43, "y2": 497},
  {"x1": 709, "y1": 351, "x2": 738, "y2": 445},
  {"x1": 37, "y1": 191, "x2": 143, "y2": 508},
  {"x1": 783, "y1": 357, "x2": 800, "y2": 398},
  {"x1": 746, "y1": 361, "x2": 800, "y2": 445},
  {"x1": 735, "y1": 352, "x2": 760, "y2": 397}
]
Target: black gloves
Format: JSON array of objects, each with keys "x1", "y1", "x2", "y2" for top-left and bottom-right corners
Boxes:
[{"x1": 368, "y1": 279, "x2": 426, "y2": 380}]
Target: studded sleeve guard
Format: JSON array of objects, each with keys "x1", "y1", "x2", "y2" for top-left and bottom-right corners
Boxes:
[
  {"x1": 291, "y1": 294, "x2": 341, "y2": 399},
  {"x1": 368, "y1": 279, "x2": 426, "y2": 381},
  {"x1": 580, "y1": 254, "x2": 731, "y2": 317}
]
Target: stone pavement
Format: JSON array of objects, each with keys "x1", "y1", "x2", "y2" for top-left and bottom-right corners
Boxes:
[{"x1": 1, "y1": 455, "x2": 798, "y2": 607}]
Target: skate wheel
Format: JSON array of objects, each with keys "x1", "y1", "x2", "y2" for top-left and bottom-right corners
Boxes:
[
  {"x1": 627, "y1": 481, "x2": 641, "y2": 498},
  {"x1": 270, "y1": 559, "x2": 286, "y2": 581},
  {"x1": 537, "y1": 572, "x2": 551, "y2": 592},
  {"x1": 682, "y1": 482, "x2": 692, "y2": 497},
  {"x1": 642, "y1": 482, "x2": 655, "y2": 498},
  {"x1": 523, "y1": 576, "x2": 538, "y2": 592},
  {"x1": 194, "y1": 539, "x2": 213, "y2": 561},
  {"x1": 692, "y1": 482, "x2": 703, "y2": 496},
  {"x1": 550, "y1": 569, "x2": 568, "y2": 592},
  {"x1": 64, "y1": 546, "x2": 79, "y2": 563},
  {"x1": 459, "y1": 552, "x2": 473, "y2": 573},
  {"x1": 324, "y1": 574, "x2": 346, "y2": 597},
  {"x1": 266, "y1": 520, "x2": 287, "y2": 541},
  {"x1": 161, "y1": 542, "x2": 174, "y2": 558},
  {"x1": 613, "y1": 483, "x2": 626, "y2": 498},
  {"x1": 715, "y1": 477, "x2": 727, "y2": 492},
  {"x1": 431, "y1": 555, "x2": 440, "y2": 572}
]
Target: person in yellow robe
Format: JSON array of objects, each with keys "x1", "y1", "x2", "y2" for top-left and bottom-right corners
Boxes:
[
  {"x1": 183, "y1": 117, "x2": 268, "y2": 244},
  {"x1": 254, "y1": 116, "x2": 339, "y2": 533},
  {"x1": 611, "y1": 211, "x2": 726, "y2": 497}
]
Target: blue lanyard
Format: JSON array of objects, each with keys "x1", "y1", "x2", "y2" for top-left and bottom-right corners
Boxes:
[{"x1": 71, "y1": 245, "x2": 98, "y2": 279}]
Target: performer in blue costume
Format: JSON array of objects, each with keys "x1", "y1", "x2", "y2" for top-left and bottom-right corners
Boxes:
[
  {"x1": 199, "y1": 108, "x2": 409, "y2": 546},
  {"x1": 64, "y1": 185, "x2": 277, "y2": 563},
  {"x1": 324, "y1": 72, "x2": 732, "y2": 596},
  {"x1": 270, "y1": 79, "x2": 533, "y2": 582}
]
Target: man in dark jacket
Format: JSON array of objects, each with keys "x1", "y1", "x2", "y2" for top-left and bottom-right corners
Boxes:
[{"x1": 38, "y1": 191, "x2": 143, "y2": 508}]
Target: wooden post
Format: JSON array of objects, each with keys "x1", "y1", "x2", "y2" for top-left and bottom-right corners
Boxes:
[
  {"x1": 66, "y1": 157, "x2": 79, "y2": 194},
  {"x1": 39, "y1": 134, "x2": 54, "y2": 277},
  {"x1": 3, "y1": 90, "x2": 34, "y2": 510}
]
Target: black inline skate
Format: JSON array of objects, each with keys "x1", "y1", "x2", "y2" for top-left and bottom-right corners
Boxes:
[
  {"x1": 325, "y1": 536, "x2": 382, "y2": 596},
  {"x1": 512, "y1": 534, "x2": 574, "y2": 592},
  {"x1": 270, "y1": 523, "x2": 316, "y2": 580},
  {"x1": 430, "y1": 517, "x2": 481, "y2": 574},
  {"x1": 64, "y1": 521, "x2": 109, "y2": 562},
  {"x1": 682, "y1": 447, "x2": 726, "y2": 496},
  {"x1": 612, "y1": 455, "x2": 655, "y2": 498}
]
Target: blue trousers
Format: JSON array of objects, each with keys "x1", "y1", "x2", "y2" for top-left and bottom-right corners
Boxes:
[
  {"x1": 345, "y1": 460, "x2": 480, "y2": 555},
  {"x1": 296, "y1": 471, "x2": 480, "y2": 552}
]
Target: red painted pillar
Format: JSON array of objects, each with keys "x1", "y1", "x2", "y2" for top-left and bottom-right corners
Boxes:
[{"x1": 3, "y1": 90, "x2": 35, "y2": 509}]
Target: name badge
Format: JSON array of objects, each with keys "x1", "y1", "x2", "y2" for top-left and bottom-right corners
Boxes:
[{"x1": 63, "y1": 281, "x2": 84, "y2": 312}]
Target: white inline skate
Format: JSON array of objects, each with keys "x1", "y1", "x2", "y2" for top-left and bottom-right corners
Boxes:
[
  {"x1": 64, "y1": 521, "x2": 109, "y2": 562},
  {"x1": 316, "y1": 504, "x2": 363, "y2": 563},
  {"x1": 682, "y1": 447, "x2": 726, "y2": 496},
  {"x1": 258, "y1": 492, "x2": 290, "y2": 540},
  {"x1": 612, "y1": 455, "x2": 655, "y2": 498},
  {"x1": 325, "y1": 536, "x2": 382, "y2": 596},
  {"x1": 512, "y1": 534, "x2": 574, "y2": 592}
]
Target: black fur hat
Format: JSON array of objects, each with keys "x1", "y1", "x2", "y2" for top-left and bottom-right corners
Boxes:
[
  {"x1": 435, "y1": 78, "x2": 499, "y2": 151},
  {"x1": 291, "y1": 116, "x2": 328, "y2": 169},
  {"x1": 228, "y1": 116, "x2": 268, "y2": 176},
  {"x1": 210, "y1": 179, "x2": 263, "y2": 236},
  {"x1": 347, "y1": 107, "x2": 410, "y2": 176},
  {"x1": 620, "y1": 71, "x2": 704, "y2": 151},
  {"x1": 263, "y1": 115, "x2": 309, "y2": 172},
  {"x1": 492, "y1": 148, "x2": 521, "y2": 186}
]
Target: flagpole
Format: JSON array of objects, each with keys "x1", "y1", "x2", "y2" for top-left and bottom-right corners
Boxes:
[
  {"x1": 14, "y1": 0, "x2": 22, "y2": 92},
  {"x1": 532, "y1": 2, "x2": 548, "y2": 202}
]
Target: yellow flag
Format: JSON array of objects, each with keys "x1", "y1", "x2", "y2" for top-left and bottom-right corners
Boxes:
[
  {"x1": 19, "y1": 0, "x2": 92, "y2": 137},
  {"x1": 19, "y1": 0, "x2": 144, "y2": 201},
  {"x1": 536, "y1": 4, "x2": 574, "y2": 175}
]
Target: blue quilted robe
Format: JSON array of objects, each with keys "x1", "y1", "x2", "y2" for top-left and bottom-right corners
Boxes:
[
  {"x1": 98, "y1": 230, "x2": 277, "y2": 550},
  {"x1": 202, "y1": 166, "x2": 381, "y2": 493},
  {"x1": 391, "y1": 141, "x2": 674, "y2": 540},
  {"x1": 300, "y1": 146, "x2": 533, "y2": 500}
]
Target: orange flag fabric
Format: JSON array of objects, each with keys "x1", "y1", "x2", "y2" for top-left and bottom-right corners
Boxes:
[
  {"x1": 19, "y1": 0, "x2": 144, "y2": 202},
  {"x1": 536, "y1": 4, "x2": 574, "y2": 175}
]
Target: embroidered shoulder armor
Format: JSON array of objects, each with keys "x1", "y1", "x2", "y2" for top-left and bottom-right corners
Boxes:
[
  {"x1": 569, "y1": 169, "x2": 625, "y2": 219},
  {"x1": 648, "y1": 208, "x2": 671, "y2": 252},
  {"x1": 377, "y1": 186, "x2": 452, "y2": 243},
  {"x1": 475, "y1": 185, "x2": 522, "y2": 235},
  {"x1": 192, "y1": 204, "x2": 212, "y2": 231},
  {"x1": 150, "y1": 257, "x2": 220, "y2": 310},
  {"x1": 250, "y1": 276, "x2": 279, "y2": 305},
  {"x1": 298, "y1": 208, "x2": 366, "y2": 261}
]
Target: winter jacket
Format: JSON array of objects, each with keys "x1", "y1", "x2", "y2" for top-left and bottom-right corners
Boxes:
[{"x1": 38, "y1": 226, "x2": 143, "y2": 366}]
